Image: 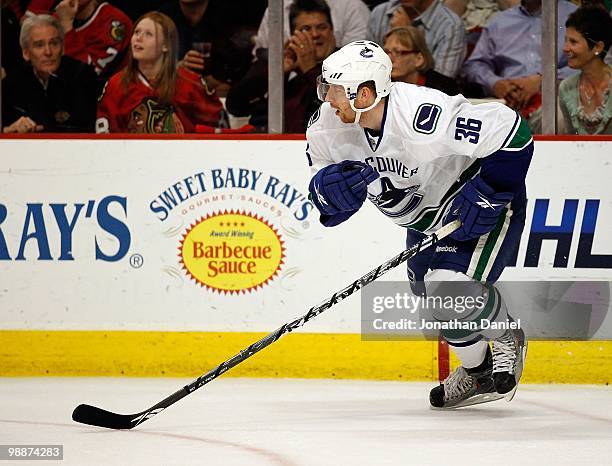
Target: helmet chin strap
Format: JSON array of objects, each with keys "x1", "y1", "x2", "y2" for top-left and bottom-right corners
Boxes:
[{"x1": 349, "y1": 97, "x2": 380, "y2": 125}]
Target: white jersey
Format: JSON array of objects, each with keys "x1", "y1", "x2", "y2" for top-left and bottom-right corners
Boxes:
[{"x1": 306, "y1": 82, "x2": 530, "y2": 234}]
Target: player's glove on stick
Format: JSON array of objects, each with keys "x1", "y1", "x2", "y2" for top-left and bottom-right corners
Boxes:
[
  {"x1": 447, "y1": 175, "x2": 513, "y2": 241},
  {"x1": 309, "y1": 160, "x2": 379, "y2": 216}
]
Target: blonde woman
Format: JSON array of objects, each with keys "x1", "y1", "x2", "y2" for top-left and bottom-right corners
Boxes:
[
  {"x1": 96, "y1": 12, "x2": 222, "y2": 133},
  {"x1": 383, "y1": 26, "x2": 460, "y2": 96}
]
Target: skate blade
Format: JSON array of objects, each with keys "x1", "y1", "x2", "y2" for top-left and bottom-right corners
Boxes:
[
  {"x1": 432, "y1": 392, "x2": 505, "y2": 410},
  {"x1": 505, "y1": 340, "x2": 528, "y2": 403}
]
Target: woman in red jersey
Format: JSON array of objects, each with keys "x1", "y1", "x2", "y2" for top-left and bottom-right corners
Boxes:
[{"x1": 96, "y1": 11, "x2": 223, "y2": 133}]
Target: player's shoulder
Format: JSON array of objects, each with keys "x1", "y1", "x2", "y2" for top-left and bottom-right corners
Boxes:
[
  {"x1": 390, "y1": 82, "x2": 458, "y2": 112},
  {"x1": 391, "y1": 82, "x2": 465, "y2": 107},
  {"x1": 388, "y1": 82, "x2": 462, "y2": 136}
]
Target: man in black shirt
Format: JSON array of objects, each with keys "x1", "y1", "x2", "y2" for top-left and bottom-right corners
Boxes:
[
  {"x1": 2, "y1": 14, "x2": 98, "y2": 133},
  {"x1": 159, "y1": 0, "x2": 266, "y2": 96}
]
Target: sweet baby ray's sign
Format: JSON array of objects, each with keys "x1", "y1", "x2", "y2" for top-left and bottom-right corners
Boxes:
[
  {"x1": 150, "y1": 166, "x2": 313, "y2": 296},
  {"x1": 179, "y1": 210, "x2": 285, "y2": 294}
]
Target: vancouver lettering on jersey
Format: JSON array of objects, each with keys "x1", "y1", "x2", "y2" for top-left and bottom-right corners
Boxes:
[{"x1": 365, "y1": 156, "x2": 418, "y2": 179}]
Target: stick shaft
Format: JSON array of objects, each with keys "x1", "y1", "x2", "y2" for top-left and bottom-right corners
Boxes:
[
  {"x1": 73, "y1": 220, "x2": 460, "y2": 429},
  {"x1": 133, "y1": 220, "x2": 460, "y2": 426}
]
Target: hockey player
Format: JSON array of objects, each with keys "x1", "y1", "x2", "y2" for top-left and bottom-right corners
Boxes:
[{"x1": 306, "y1": 40, "x2": 531, "y2": 408}]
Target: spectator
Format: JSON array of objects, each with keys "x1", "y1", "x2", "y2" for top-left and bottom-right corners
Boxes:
[
  {"x1": 96, "y1": 11, "x2": 223, "y2": 133},
  {"x1": 445, "y1": 1, "x2": 519, "y2": 30},
  {"x1": 559, "y1": 7, "x2": 612, "y2": 134},
  {"x1": 226, "y1": 0, "x2": 337, "y2": 132},
  {"x1": 159, "y1": 0, "x2": 266, "y2": 97},
  {"x1": 254, "y1": 0, "x2": 370, "y2": 51},
  {"x1": 1, "y1": 14, "x2": 98, "y2": 133},
  {"x1": 383, "y1": 26, "x2": 460, "y2": 94},
  {"x1": 26, "y1": 0, "x2": 133, "y2": 80},
  {"x1": 462, "y1": 0, "x2": 577, "y2": 131},
  {"x1": 369, "y1": 0, "x2": 466, "y2": 78},
  {"x1": 444, "y1": 1, "x2": 520, "y2": 62}
]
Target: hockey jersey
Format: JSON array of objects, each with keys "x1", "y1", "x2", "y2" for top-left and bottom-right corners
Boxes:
[
  {"x1": 306, "y1": 82, "x2": 532, "y2": 234},
  {"x1": 96, "y1": 68, "x2": 223, "y2": 133},
  {"x1": 27, "y1": 1, "x2": 132, "y2": 77}
]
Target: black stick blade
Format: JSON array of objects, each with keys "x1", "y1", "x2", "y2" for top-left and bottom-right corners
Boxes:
[{"x1": 72, "y1": 404, "x2": 138, "y2": 430}]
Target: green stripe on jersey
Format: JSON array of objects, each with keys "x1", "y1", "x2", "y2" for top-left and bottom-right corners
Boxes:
[
  {"x1": 505, "y1": 117, "x2": 532, "y2": 149},
  {"x1": 472, "y1": 208, "x2": 508, "y2": 281}
]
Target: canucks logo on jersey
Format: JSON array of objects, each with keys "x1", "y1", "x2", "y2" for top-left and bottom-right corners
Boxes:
[
  {"x1": 369, "y1": 177, "x2": 424, "y2": 219},
  {"x1": 413, "y1": 103, "x2": 442, "y2": 134}
]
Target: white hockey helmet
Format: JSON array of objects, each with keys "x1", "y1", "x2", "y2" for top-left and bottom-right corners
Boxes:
[{"x1": 317, "y1": 40, "x2": 392, "y2": 117}]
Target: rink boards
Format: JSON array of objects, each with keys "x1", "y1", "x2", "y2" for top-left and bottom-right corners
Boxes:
[{"x1": 1, "y1": 136, "x2": 611, "y2": 383}]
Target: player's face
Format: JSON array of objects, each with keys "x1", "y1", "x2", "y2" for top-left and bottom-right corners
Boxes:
[
  {"x1": 293, "y1": 12, "x2": 335, "y2": 62},
  {"x1": 22, "y1": 24, "x2": 63, "y2": 79},
  {"x1": 563, "y1": 27, "x2": 594, "y2": 70},
  {"x1": 131, "y1": 18, "x2": 165, "y2": 64},
  {"x1": 384, "y1": 35, "x2": 422, "y2": 82},
  {"x1": 324, "y1": 84, "x2": 357, "y2": 123}
]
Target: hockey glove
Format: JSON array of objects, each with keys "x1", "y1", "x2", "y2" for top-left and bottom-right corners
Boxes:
[
  {"x1": 447, "y1": 176, "x2": 513, "y2": 242},
  {"x1": 309, "y1": 161, "x2": 379, "y2": 216}
]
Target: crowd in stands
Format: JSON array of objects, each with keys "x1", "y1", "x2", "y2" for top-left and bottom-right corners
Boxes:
[{"x1": 0, "y1": 0, "x2": 611, "y2": 135}]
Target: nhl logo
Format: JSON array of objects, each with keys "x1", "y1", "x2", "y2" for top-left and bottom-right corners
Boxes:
[{"x1": 360, "y1": 46, "x2": 374, "y2": 58}]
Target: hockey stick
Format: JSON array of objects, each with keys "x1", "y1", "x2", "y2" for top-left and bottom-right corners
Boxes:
[{"x1": 72, "y1": 219, "x2": 461, "y2": 430}]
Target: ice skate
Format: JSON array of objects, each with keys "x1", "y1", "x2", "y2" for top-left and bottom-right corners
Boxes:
[
  {"x1": 492, "y1": 325, "x2": 528, "y2": 401},
  {"x1": 430, "y1": 346, "x2": 499, "y2": 409}
]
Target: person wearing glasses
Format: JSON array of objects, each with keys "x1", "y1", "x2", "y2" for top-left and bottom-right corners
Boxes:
[
  {"x1": 226, "y1": 0, "x2": 338, "y2": 132},
  {"x1": 1, "y1": 14, "x2": 98, "y2": 133},
  {"x1": 383, "y1": 26, "x2": 459, "y2": 95},
  {"x1": 368, "y1": 0, "x2": 466, "y2": 78}
]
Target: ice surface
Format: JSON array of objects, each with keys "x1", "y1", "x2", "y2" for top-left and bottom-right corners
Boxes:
[{"x1": 1, "y1": 378, "x2": 611, "y2": 465}]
